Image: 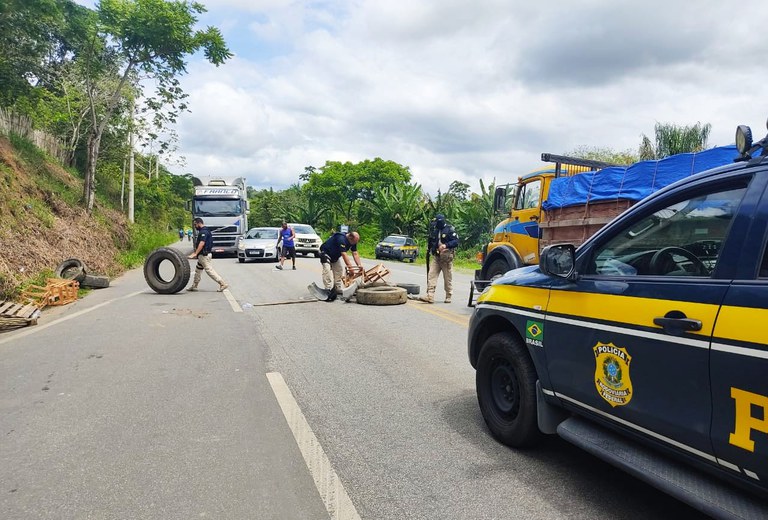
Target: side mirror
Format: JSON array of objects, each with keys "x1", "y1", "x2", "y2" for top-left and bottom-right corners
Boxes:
[
  {"x1": 540, "y1": 244, "x2": 576, "y2": 279},
  {"x1": 184, "y1": 200, "x2": 192, "y2": 211},
  {"x1": 493, "y1": 186, "x2": 507, "y2": 212}
]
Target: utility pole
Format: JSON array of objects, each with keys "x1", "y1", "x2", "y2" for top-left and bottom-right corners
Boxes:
[{"x1": 128, "y1": 103, "x2": 135, "y2": 223}]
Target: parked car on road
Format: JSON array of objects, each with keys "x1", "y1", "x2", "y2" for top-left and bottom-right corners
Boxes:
[
  {"x1": 237, "y1": 227, "x2": 280, "y2": 263},
  {"x1": 468, "y1": 120, "x2": 768, "y2": 519},
  {"x1": 288, "y1": 223, "x2": 322, "y2": 257},
  {"x1": 375, "y1": 235, "x2": 418, "y2": 262}
]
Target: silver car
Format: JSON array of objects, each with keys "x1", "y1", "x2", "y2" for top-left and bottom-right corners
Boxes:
[{"x1": 237, "y1": 227, "x2": 280, "y2": 263}]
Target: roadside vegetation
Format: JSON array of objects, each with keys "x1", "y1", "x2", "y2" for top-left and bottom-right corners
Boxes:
[{"x1": 0, "y1": 0, "x2": 714, "y2": 296}]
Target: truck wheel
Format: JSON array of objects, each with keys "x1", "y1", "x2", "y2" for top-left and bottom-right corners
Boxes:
[
  {"x1": 238, "y1": 258, "x2": 245, "y2": 263},
  {"x1": 485, "y1": 259, "x2": 512, "y2": 281},
  {"x1": 54, "y1": 258, "x2": 87, "y2": 283},
  {"x1": 476, "y1": 332, "x2": 541, "y2": 447},
  {"x1": 355, "y1": 286, "x2": 407, "y2": 305},
  {"x1": 409, "y1": 253, "x2": 416, "y2": 263},
  {"x1": 143, "y1": 247, "x2": 191, "y2": 294},
  {"x1": 80, "y1": 274, "x2": 110, "y2": 289}
]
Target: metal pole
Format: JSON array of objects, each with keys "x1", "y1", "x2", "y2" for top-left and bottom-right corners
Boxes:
[{"x1": 128, "y1": 103, "x2": 135, "y2": 223}]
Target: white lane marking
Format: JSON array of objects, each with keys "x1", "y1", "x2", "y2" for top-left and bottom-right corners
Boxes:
[
  {"x1": 266, "y1": 372, "x2": 361, "y2": 520},
  {"x1": 0, "y1": 290, "x2": 144, "y2": 347},
  {"x1": 223, "y1": 289, "x2": 241, "y2": 313}
]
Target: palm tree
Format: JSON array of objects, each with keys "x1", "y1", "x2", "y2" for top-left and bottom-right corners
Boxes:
[
  {"x1": 639, "y1": 122, "x2": 712, "y2": 160},
  {"x1": 368, "y1": 183, "x2": 426, "y2": 237}
]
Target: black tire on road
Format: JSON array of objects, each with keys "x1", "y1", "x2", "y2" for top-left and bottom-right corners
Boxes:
[
  {"x1": 143, "y1": 247, "x2": 191, "y2": 294},
  {"x1": 238, "y1": 258, "x2": 245, "y2": 263},
  {"x1": 476, "y1": 332, "x2": 542, "y2": 448},
  {"x1": 396, "y1": 283, "x2": 420, "y2": 295},
  {"x1": 313, "y1": 252, "x2": 320, "y2": 258},
  {"x1": 355, "y1": 286, "x2": 407, "y2": 305},
  {"x1": 80, "y1": 274, "x2": 110, "y2": 289},
  {"x1": 409, "y1": 253, "x2": 416, "y2": 263},
  {"x1": 54, "y1": 258, "x2": 87, "y2": 282}
]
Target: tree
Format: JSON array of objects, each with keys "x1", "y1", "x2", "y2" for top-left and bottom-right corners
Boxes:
[
  {"x1": 565, "y1": 146, "x2": 637, "y2": 165},
  {"x1": 639, "y1": 122, "x2": 712, "y2": 160},
  {"x1": 454, "y1": 179, "x2": 495, "y2": 249},
  {"x1": 368, "y1": 183, "x2": 425, "y2": 237},
  {"x1": 79, "y1": 0, "x2": 231, "y2": 213},
  {"x1": 304, "y1": 158, "x2": 412, "y2": 223}
]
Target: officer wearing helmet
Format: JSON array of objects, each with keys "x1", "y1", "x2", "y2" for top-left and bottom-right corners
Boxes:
[{"x1": 419, "y1": 213, "x2": 459, "y2": 303}]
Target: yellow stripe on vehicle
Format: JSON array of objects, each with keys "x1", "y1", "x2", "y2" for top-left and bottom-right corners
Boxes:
[
  {"x1": 477, "y1": 284, "x2": 550, "y2": 310},
  {"x1": 547, "y1": 291, "x2": 719, "y2": 337},
  {"x1": 713, "y1": 305, "x2": 768, "y2": 346}
]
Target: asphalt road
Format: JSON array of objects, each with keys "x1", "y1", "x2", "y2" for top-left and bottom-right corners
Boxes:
[{"x1": 0, "y1": 243, "x2": 703, "y2": 519}]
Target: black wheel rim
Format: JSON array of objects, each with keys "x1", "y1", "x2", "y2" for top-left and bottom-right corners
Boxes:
[{"x1": 490, "y1": 357, "x2": 520, "y2": 418}]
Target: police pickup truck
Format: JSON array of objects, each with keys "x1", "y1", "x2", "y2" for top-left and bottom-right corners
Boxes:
[{"x1": 469, "y1": 121, "x2": 768, "y2": 519}]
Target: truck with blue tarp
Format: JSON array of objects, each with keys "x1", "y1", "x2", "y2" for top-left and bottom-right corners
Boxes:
[{"x1": 477, "y1": 146, "x2": 740, "y2": 283}]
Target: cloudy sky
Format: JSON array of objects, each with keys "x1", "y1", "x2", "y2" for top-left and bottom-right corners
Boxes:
[{"x1": 79, "y1": 0, "x2": 768, "y2": 194}]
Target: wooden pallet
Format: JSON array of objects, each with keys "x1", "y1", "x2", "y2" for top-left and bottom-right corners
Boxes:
[
  {"x1": 0, "y1": 300, "x2": 41, "y2": 331},
  {"x1": 21, "y1": 277, "x2": 79, "y2": 309},
  {"x1": 342, "y1": 264, "x2": 390, "y2": 287}
]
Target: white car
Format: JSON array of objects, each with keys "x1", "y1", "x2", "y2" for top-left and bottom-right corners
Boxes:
[
  {"x1": 237, "y1": 227, "x2": 280, "y2": 263},
  {"x1": 288, "y1": 223, "x2": 322, "y2": 257}
]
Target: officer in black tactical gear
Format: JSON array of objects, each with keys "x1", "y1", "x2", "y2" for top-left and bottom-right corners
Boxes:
[{"x1": 419, "y1": 213, "x2": 459, "y2": 303}]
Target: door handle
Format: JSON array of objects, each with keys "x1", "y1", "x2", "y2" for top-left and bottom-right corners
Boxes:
[{"x1": 653, "y1": 310, "x2": 702, "y2": 336}]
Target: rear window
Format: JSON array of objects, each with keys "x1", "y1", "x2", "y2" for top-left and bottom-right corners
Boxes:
[{"x1": 246, "y1": 228, "x2": 278, "y2": 239}]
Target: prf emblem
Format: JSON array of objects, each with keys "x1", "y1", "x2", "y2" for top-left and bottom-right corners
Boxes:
[{"x1": 593, "y1": 343, "x2": 633, "y2": 407}]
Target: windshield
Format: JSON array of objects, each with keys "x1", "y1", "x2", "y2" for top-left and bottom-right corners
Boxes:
[
  {"x1": 382, "y1": 236, "x2": 406, "y2": 245},
  {"x1": 291, "y1": 225, "x2": 316, "y2": 234},
  {"x1": 245, "y1": 228, "x2": 278, "y2": 239},
  {"x1": 194, "y1": 199, "x2": 242, "y2": 216}
]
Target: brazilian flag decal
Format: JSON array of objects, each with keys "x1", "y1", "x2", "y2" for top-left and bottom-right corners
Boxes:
[{"x1": 526, "y1": 320, "x2": 544, "y2": 347}]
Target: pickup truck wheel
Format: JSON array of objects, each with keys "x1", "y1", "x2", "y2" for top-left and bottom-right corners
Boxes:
[
  {"x1": 476, "y1": 332, "x2": 541, "y2": 447},
  {"x1": 238, "y1": 258, "x2": 245, "y2": 263},
  {"x1": 485, "y1": 259, "x2": 512, "y2": 281},
  {"x1": 143, "y1": 247, "x2": 191, "y2": 294}
]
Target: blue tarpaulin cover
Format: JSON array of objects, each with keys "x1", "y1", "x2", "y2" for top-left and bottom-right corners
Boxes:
[{"x1": 542, "y1": 145, "x2": 739, "y2": 210}]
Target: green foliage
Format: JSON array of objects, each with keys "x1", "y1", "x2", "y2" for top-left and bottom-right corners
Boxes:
[
  {"x1": 303, "y1": 158, "x2": 412, "y2": 223},
  {"x1": 24, "y1": 198, "x2": 55, "y2": 228},
  {"x1": 454, "y1": 179, "x2": 495, "y2": 249},
  {"x1": 9, "y1": 133, "x2": 81, "y2": 206},
  {"x1": 367, "y1": 183, "x2": 425, "y2": 238},
  {"x1": 117, "y1": 223, "x2": 176, "y2": 268},
  {"x1": 639, "y1": 122, "x2": 712, "y2": 160},
  {"x1": 565, "y1": 146, "x2": 638, "y2": 165}
]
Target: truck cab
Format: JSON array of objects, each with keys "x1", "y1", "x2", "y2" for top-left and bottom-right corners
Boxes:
[
  {"x1": 480, "y1": 155, "x2": 615, "y2": 281},
  {"x1": 187, "y1": 176, "x2": 250, "y2": 255}
]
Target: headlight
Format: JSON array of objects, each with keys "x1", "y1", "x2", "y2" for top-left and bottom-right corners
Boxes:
[{"x1": 238, "y1": 242, "x2": 245, "y2": 250}]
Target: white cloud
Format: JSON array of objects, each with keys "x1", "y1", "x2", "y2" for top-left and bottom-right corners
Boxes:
[{"x1": 167, "y1": 0, "x2": 768, "y2": 196}]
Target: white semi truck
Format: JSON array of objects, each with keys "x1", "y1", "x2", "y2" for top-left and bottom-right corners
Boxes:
[{"x1": 186, "y1": 176, "x2": 250, "y2": 255}]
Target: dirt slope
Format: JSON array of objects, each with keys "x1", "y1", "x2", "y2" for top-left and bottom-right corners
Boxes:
[{"x1": 0, "y1": 136, "x2": 129, "y2": 298}]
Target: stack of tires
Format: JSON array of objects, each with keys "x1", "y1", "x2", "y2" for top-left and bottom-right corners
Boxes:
[
  {"x1": 143, "y1": 247, "x2": 191, "y2": 294},
  {"x1": 54, "y1": 258, "x2": 110, "y2": 288}
]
